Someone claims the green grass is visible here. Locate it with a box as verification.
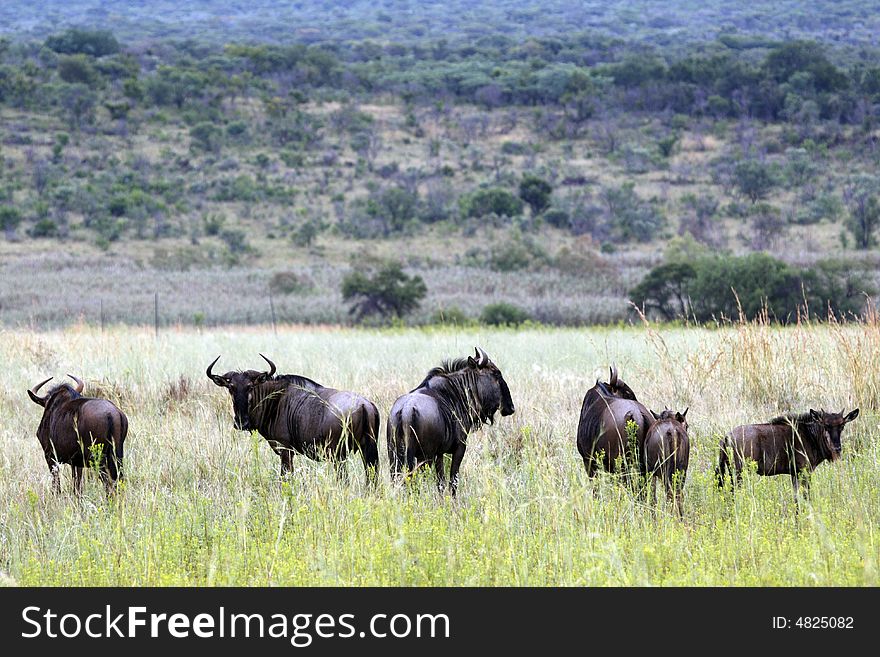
[0,322,878,585]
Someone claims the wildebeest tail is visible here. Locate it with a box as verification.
[358,403,380,473]
[387,407,406,478]
[403,406,420,473]
[105,411,125,482]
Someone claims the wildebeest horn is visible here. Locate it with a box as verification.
[609,364,618,387]
[28,377,53,405]
[259,353,277,377]
[67,373,84,393]
[474,346,489,366]
[206,355,227,386]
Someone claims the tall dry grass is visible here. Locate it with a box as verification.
[0,321,877,585]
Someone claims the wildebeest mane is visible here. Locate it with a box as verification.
[47,383,83,400]
[270,373,321,390]
[769,412,824,449]
[411,358,486,439]
[411,358,471,392]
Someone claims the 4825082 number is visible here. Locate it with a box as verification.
[796,617,853,629]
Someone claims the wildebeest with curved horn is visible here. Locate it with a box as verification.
[576,365,652,478]
[387,347,515,495]
[27,374,128,495]
[643,408,690,517]
[717,408,859,502]
[207,354,380,485]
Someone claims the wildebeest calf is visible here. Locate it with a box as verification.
[27,374,128,495]
[643,409,689,517]
[718,408,859,503]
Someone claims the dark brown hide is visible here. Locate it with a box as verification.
[718,408,859,502]
[643,409,690,517]
[576,366,652,477]
[28,376,128,495]
[386,347,515,495]
[208,355,380,484]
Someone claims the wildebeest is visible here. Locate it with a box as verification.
[718,408,859,502]
[27,374,128,495]
[643,408,690,517]
[387,347,515,495]
[576,365,652,478]
[207,354,380,484]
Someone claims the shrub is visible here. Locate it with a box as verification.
[30,218,60,238]
[430,306,471,326]
[269,271,311,295]
[543,207,570,229]
[462,188,523,220]
[489,237,548,272]
[480,302,531,326]
[501,141,528,155]
[220,229,251,255]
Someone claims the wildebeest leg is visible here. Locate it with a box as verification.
[434,454,447,493]
[448,443,467,497]
[47,459,61,494]
[100,453,119,496]
[333,459,348,483]
[790,471,802,511]
[72,466,84,496]
[280,449,293,477]
[357,437,380,489]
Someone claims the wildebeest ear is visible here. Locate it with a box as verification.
[467,356,478,368]
[651,409,660,420]
[844,408,860,423]
[681,407,688,419]
[27,389,47,406]
[809,408,821,422]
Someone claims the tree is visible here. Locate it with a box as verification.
[190,122,223,153]
[58,83,96,132]
[843,176,880,249]
[341,262,427,322]
[0,206,22,240]
[629,262,697,320]
[734,160,777,204]
[57,55,98,86]
[519,174,553,216]
[369,186,419,235]
[601,182,664,242]
[45,29,120,57]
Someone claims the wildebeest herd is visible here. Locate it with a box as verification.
[26,349,859,514]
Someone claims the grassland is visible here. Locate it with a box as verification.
[1,320,877,586]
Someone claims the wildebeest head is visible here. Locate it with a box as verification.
[468,346,515,423]
[651,407,688,431]
[207,354,276,431]
[27,374,84,407]
[809,407,859,460]
[595,365,638,401]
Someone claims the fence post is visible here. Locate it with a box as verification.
[269,290,278,335]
